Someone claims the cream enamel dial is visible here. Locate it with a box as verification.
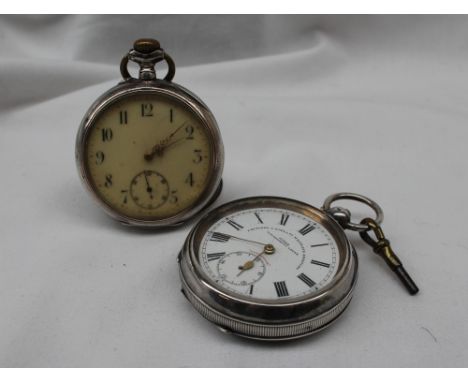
[83,93,214,221]
[199,208,339,300]
[77,39,223,227]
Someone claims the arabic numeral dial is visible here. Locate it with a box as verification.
[84,93,213,221]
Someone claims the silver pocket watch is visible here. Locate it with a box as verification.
[178,193,418,341]
[76,39,224,227]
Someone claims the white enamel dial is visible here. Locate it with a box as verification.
[199,208,339,300]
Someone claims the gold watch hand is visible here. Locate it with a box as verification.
[144,122,187,161]
[237,248,265,276]
[163,137,185,150]
[237,244,275,276]
[237,261,254,274]
[144,137,185,160]
[167,122,187,140]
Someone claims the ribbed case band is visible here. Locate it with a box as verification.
[181,275,354,340]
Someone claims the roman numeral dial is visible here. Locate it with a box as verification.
[200,207,339,300]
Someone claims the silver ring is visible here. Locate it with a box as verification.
[322,192,384,231]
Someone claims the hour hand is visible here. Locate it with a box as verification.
[144,122,187,161]
[144,137,185,160]
[238,261,254,271]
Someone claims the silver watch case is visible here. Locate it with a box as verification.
[178,196,358,341]
[76,79,224,228]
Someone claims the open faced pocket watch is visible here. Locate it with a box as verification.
[76,39,224,227]
[178,193,419,340]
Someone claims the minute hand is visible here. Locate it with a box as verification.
[224,233,268,247]
[144,122,187,160]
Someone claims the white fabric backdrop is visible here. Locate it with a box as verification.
[1,15,467,367]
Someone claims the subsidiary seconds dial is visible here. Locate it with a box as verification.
[130,170,169,209]
[217,251,267,286]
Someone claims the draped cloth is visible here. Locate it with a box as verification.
[0,15,466,367]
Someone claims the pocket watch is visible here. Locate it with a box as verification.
[178,193,419,340]
[76,38,224,227]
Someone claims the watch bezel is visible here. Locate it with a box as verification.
[75,79,224,227]
[179,196,357,327]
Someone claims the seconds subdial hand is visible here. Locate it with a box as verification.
[144,171,154,198]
